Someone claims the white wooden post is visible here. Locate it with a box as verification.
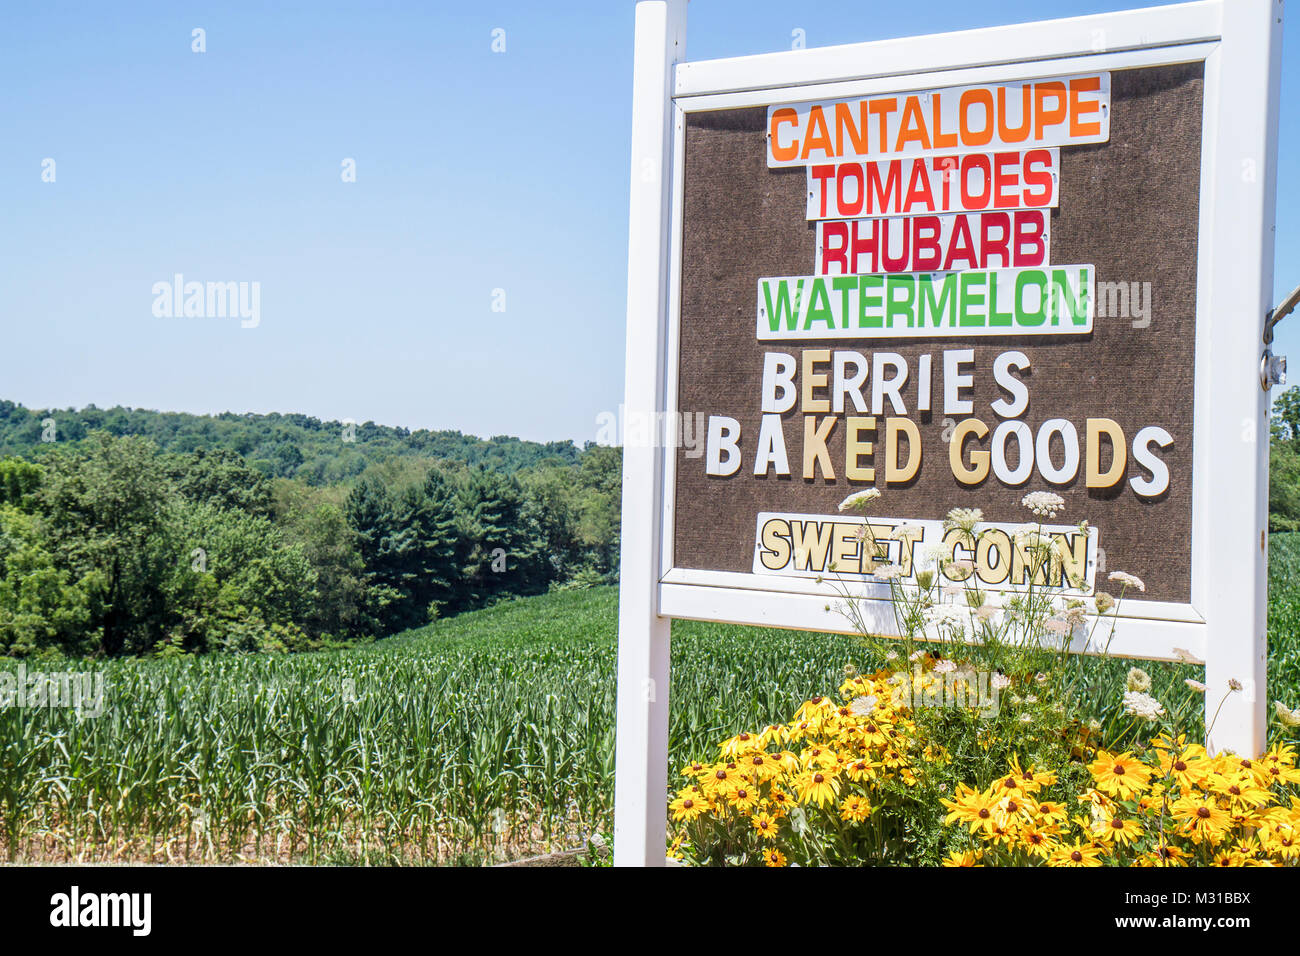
[613,0,686,868]
[1202,0,1282,756]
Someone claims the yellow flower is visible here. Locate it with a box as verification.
[1170,794,1233,844]
[941,783,999,835]
[844,757,878,784]
[762,848,788,867]
[1049,841,1104,867]
[704,765,742,795]
[1005,756,1057,793]
[767,788,794,816]
[787,717,821,742]
[1097,815,1144,847]
[942,849,983,867]
[1018,826,1057,859]
[993,793,1033,829]
[759,723,791,748]
[1259,822,1300,860]
[1139,843,1189,867]
[839,795,872,823]
[750,812,780,841]
[1088,751,1151,800]
[670,789,707,822]
[794,769,840,808]
[800,746,840,771]
[1208,772,1271,812]
[720,731,762,759]
[1154,747,1209,791]
[724,783,760,815]
[1033,799,1069,827]
[742,751,782,783]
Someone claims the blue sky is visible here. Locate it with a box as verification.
[1,0,1296,443]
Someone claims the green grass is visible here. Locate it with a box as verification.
[2,539,1300,865]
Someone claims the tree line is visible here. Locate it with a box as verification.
[0,429,620,659]
[0,400,582,484]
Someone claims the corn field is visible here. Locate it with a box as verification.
[0,587,852,865]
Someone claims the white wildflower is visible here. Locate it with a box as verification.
[942,508,983,532]
[908,648,927,662]
[1122,690,1166,722]
[1021,491,1065,518]
[1185,679,1207,694]
[933,659,957,674]
[873,563,905,581]
[991,673,1012,691]
[1107,570,1146,593]
[1125,667,1152,693]
[924,605,967,633]
[1228,678,1244,692]
[838,488,881,512]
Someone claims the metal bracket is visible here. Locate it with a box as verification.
[1261,282,1300,390]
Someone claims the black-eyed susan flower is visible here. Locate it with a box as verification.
[762,848,787,867]
[720,731,761,760]
[794,769,840,808]
[1098,815,1144,847]
[800,746,840,771]
[725,784,760,815]
[1018,826,1057,859]
[670,790,707,823]
[1049,841,1103,867]
[1088,750,1151,800]
[839,795,872,823]
[1170,794,1233,844]
[941,783,999,835]
[750,812,779,841]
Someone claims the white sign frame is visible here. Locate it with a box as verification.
[614,0,1282,867]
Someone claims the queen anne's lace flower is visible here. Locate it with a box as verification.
[1126,667,1152,693]
[1107,570,1146,593]
[942,508,983,533]
[838,488,881,512]
[1122,690,1165,721]
[1021,491,1065,518]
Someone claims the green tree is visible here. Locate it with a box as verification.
[164,501,317,653]
[455,468,547,609]
[167,447,274,518]
[345,477,416,628]
[0,457,43,510]
[401,468,462,624]
[0,504,96,657]
[38,433,175,656]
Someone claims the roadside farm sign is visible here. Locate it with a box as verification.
[614,0,1284,866]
